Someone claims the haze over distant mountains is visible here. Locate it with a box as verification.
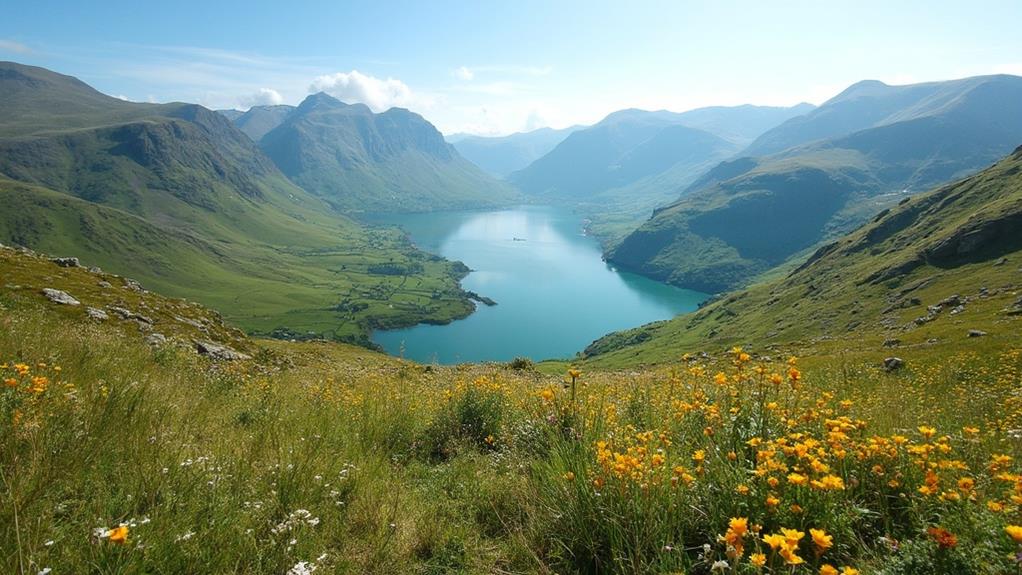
[608,74,1022,292]
[446,126,586,178]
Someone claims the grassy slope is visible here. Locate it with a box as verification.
[0,178,474,344]
[4,244,1022,574]
[0,62,477,343]
[586,146,1022,369]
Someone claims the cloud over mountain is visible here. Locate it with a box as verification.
[309,70,415,112]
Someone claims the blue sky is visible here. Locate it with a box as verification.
[3,0,1021,135]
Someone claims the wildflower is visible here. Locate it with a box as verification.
[3,377,15,388]
[563,471,575,481]
[538,388,555,402]
[817,475,845,490]
[841,568,860,575]
[1006,525,1022,543]
[711,560,729,571]
[728,517,749,538]
[107,525,128,544]
[692,450,705,464]
[820,566,839,575]
[762,533,785,549]
[749,553,766,567]
[926,526,957,549]
[735,484,750,495]
[810,528,833,553]
[567,369,581,380]
[787,472,808,486]
[765,494,780,508]
[788,367,801,382]
[484,434,495,445]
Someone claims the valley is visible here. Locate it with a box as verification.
[3,8,1022,572]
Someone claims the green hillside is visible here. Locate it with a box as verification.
[609,75,1022,292]
[0,62,476,344]
[259,93,519,213]
[587,145,1022,368]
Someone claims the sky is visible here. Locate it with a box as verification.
[3,0,1021,136]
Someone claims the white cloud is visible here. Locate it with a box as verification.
[238,87,284,108]
[0,39,30,54]
[453,66,473,81]
[309,70,415,112]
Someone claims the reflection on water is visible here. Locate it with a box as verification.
[371,205,707,363]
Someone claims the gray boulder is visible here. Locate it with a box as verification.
[967,329,988,338]
[51,257,80,268]
[883,357,904,372]
[145,333,167,346]
[42,288,80,306]
[195,340,251,361]
[86,307,109,321]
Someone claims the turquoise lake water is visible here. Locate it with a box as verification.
[371,205,707,364]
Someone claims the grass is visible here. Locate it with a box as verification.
[3,245,1022,574]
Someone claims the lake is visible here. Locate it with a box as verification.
[371,205,707,363]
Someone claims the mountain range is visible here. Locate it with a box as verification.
[505,103,814,243]
[256,93,518,213]
[217,95,519,213]
[607,75,1022,292]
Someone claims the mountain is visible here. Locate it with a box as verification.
[448,125,585,177]
[258,92,519,213]
[744,76,1022,157]
[0,62,477,344]
[665,102,816,146]
[508,103,813,200]
[229,104,295,141]
[609,75,1022,292]
[216,109,244,121]
[587,144,1022,367]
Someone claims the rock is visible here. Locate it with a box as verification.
[174,315,206,330]
[938,295,962,308]
[145,333,167,346]
[86,307,108,321]
[42,288,80,306]
[995,257,1008,266]
[108,306,153,325]
[51,257,80,268]
[195,340,251,361]
[883,357,904,372]
[97,281,112,288]
[88,266,103,274]
[967,329,988,338]
[949,305,966,315]
[883,338,901,348]
[123,279,145,293]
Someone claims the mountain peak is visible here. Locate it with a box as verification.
[296,91,346,112]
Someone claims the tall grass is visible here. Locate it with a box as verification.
[3,298,1022,573]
